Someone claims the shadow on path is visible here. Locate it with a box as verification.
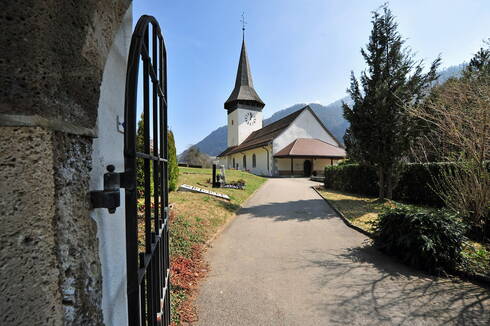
[240,198,337,222]
[304,244,490,326]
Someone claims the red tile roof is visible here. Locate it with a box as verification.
[274,138,346,158]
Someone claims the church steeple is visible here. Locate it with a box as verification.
[224,38,265,111]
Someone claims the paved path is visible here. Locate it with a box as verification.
[196,178,490,326]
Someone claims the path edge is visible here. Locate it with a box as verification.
[311,186,373,238]
[204,179,269,247]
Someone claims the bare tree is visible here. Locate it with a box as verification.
[409,66,490,235]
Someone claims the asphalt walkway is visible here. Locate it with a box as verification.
[196,178,490,325]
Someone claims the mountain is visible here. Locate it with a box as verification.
[436,63,466,84]
[182,64,464,157]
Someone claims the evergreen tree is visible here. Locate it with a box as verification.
[465,39,490,77]
[343,4,440,199]
[168,130,179,191]
[136,113,179,194]
[136,113,146,196]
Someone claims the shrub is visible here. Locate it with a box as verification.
[324,164,378,196]
[323,162,467,206]
[394,163,446,206]
[373,206,467,274]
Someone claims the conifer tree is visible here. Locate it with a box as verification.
[466,39,490,76]
[343,4,440,199]
[168,130,179,191]
[136,113,179,194]
[136,113,146,196]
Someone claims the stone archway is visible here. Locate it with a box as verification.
[0,1,132,325]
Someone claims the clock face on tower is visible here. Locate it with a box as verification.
[244,112,256,126]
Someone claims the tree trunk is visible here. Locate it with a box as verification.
[378,166,385,200]
[386,165,393,199]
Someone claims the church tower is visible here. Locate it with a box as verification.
[225,36,265,147]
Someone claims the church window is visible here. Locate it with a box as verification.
[233,158,235,169]
[243,155,247,169]
[231,120,234,125]
[252,154,256,168]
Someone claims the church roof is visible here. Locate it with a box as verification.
[217,105,344,157]
[274,138,346,158]
[224,39,265,110]
[217,106,306,157]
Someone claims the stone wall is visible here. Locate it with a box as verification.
[0,127,63,325]
[0,0,131,133]
[0,1,132,325]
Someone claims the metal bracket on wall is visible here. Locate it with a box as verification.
[90,165,126,214]
[117,115,125,134]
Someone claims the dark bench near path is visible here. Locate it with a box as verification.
[196,178,490,326]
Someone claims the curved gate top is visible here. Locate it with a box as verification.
[124,15,170,326]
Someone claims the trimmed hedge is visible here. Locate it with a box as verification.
[373,206,467,274]
[324,163,457,206]
[323,164,378,196]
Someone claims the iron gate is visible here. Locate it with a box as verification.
[124,15,170,326]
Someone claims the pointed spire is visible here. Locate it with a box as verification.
[224,36,265,111]
[235,39,253,88]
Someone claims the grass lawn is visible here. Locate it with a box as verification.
[315,186,394,233]
[315,186,490,277]
[169,167,266,324]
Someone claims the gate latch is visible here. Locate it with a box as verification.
[90,165,123,214]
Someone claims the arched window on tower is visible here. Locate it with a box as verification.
[252,154,256,168]
[243,155,247,169]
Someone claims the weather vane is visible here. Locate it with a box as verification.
[241,12,247,39]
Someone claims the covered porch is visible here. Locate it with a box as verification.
[273,138,346,177]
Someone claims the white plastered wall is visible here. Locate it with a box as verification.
[89,5,132,326]
[227,109,239,147]
[227,108,263,147]
[272,109,338,155]
[221,145,272,176]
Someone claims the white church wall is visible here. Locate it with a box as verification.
[237,109,263,145]
[273,109,338,155]
[89,5,131,326]
[222,145,272,176]
[227,110,239,147]
[227,108,263,147]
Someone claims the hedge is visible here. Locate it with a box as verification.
[323,164,378,196]
[323,163,462,206]
[373,205,466,274]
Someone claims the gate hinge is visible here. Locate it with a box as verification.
[90,165,125,214]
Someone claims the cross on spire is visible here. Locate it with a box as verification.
[241,12,247,40]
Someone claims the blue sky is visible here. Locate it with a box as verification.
[133,0,490,153]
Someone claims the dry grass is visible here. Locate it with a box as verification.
[315,186,395,233]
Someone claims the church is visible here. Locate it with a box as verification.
[218,37,346,177]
